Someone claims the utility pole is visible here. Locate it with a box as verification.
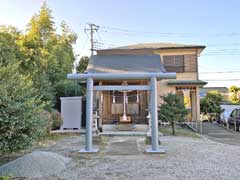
[85,23,99,56]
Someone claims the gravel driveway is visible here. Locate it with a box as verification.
[30,135,240,180]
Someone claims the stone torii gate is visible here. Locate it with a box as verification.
[67,72,176,153]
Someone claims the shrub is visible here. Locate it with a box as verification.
[44,110,63,132]
[40,110,53,133]
[200,90,224,119]
[158,93,188,135]
[229,86,240,103]
[0,176,10,180]
[0,65,48,154]
[51,110,63,130]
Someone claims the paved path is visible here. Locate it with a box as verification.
[202,122,240,146]
[105,136,145,155]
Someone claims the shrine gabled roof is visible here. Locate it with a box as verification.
[86,54,165,73]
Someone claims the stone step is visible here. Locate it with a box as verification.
[114,124,136,131]
[102,124,148,131]
[100,131,147,136]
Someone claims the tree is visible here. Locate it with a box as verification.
[0,26,23,67]
[77,56,89,73]
[229,86,240,103]
[200,90,224,119]
[158,93,188,135]
[0,2,79,154]
[0,65,48,154]
[17,2,77,108]
[26,1,55,45]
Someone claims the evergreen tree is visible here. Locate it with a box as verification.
[159,93,188,135]
[77,56,89,73]
[200,91,224,118]
[0,65,48,154]
[0,26,22,66]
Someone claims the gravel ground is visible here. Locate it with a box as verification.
[44,136,240,180]
[57,136,240,180]
[2,135,240,180]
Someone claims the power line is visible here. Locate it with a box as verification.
[93,24,240,57]
[200,71,240,74]
[202,53,240,56]
[100,25,240,38]
[201,79,240,81]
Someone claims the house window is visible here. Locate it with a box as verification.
[163,55,197,73]
[163,55,184,73]
[184,54,197,72]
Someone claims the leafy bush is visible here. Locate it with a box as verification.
[51,110,63,130]
[158,93,188,135]
[200,91,224,119]
[0,65,48,154]
[40,110,53,134]
[43,110,62,132]
[0,176,10,180]
[229,86,240,103]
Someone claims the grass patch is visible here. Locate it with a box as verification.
[68,136,108,161]
[0,133,77,166]
[35,133,78,148]
[0,176,10,180]
[159,124,200,138]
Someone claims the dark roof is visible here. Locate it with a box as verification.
[167,80,207,86]
[86,55,165,73]
[97,43,206,51]
[200,87,229,93]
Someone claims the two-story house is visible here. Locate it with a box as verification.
[83,43,207,132]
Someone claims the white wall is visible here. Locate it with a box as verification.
[60,96,82,130]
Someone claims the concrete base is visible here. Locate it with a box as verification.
[79,148,99,153]
[51,129,84,134]
[93,135,102,144]
[145,135,161,145]
[102,124,148,131]
[100,131,147,136]
[144,148,166,154]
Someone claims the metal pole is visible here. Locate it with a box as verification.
[145,77,165,153]
[150,77,159,150]
[122,91,127,121]
[234,119,237,132]
[80,77,98,153]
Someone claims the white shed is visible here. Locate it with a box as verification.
[60,96,82,130]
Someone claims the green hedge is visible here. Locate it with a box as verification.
[0,65,48,154]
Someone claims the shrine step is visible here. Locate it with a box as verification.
[100,131,147,136]
[102,124,148,131]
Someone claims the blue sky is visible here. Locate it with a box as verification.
[1,0,240,87]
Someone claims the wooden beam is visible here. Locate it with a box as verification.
[93,85,150,91]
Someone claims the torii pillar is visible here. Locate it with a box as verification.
[79,77,99,153]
